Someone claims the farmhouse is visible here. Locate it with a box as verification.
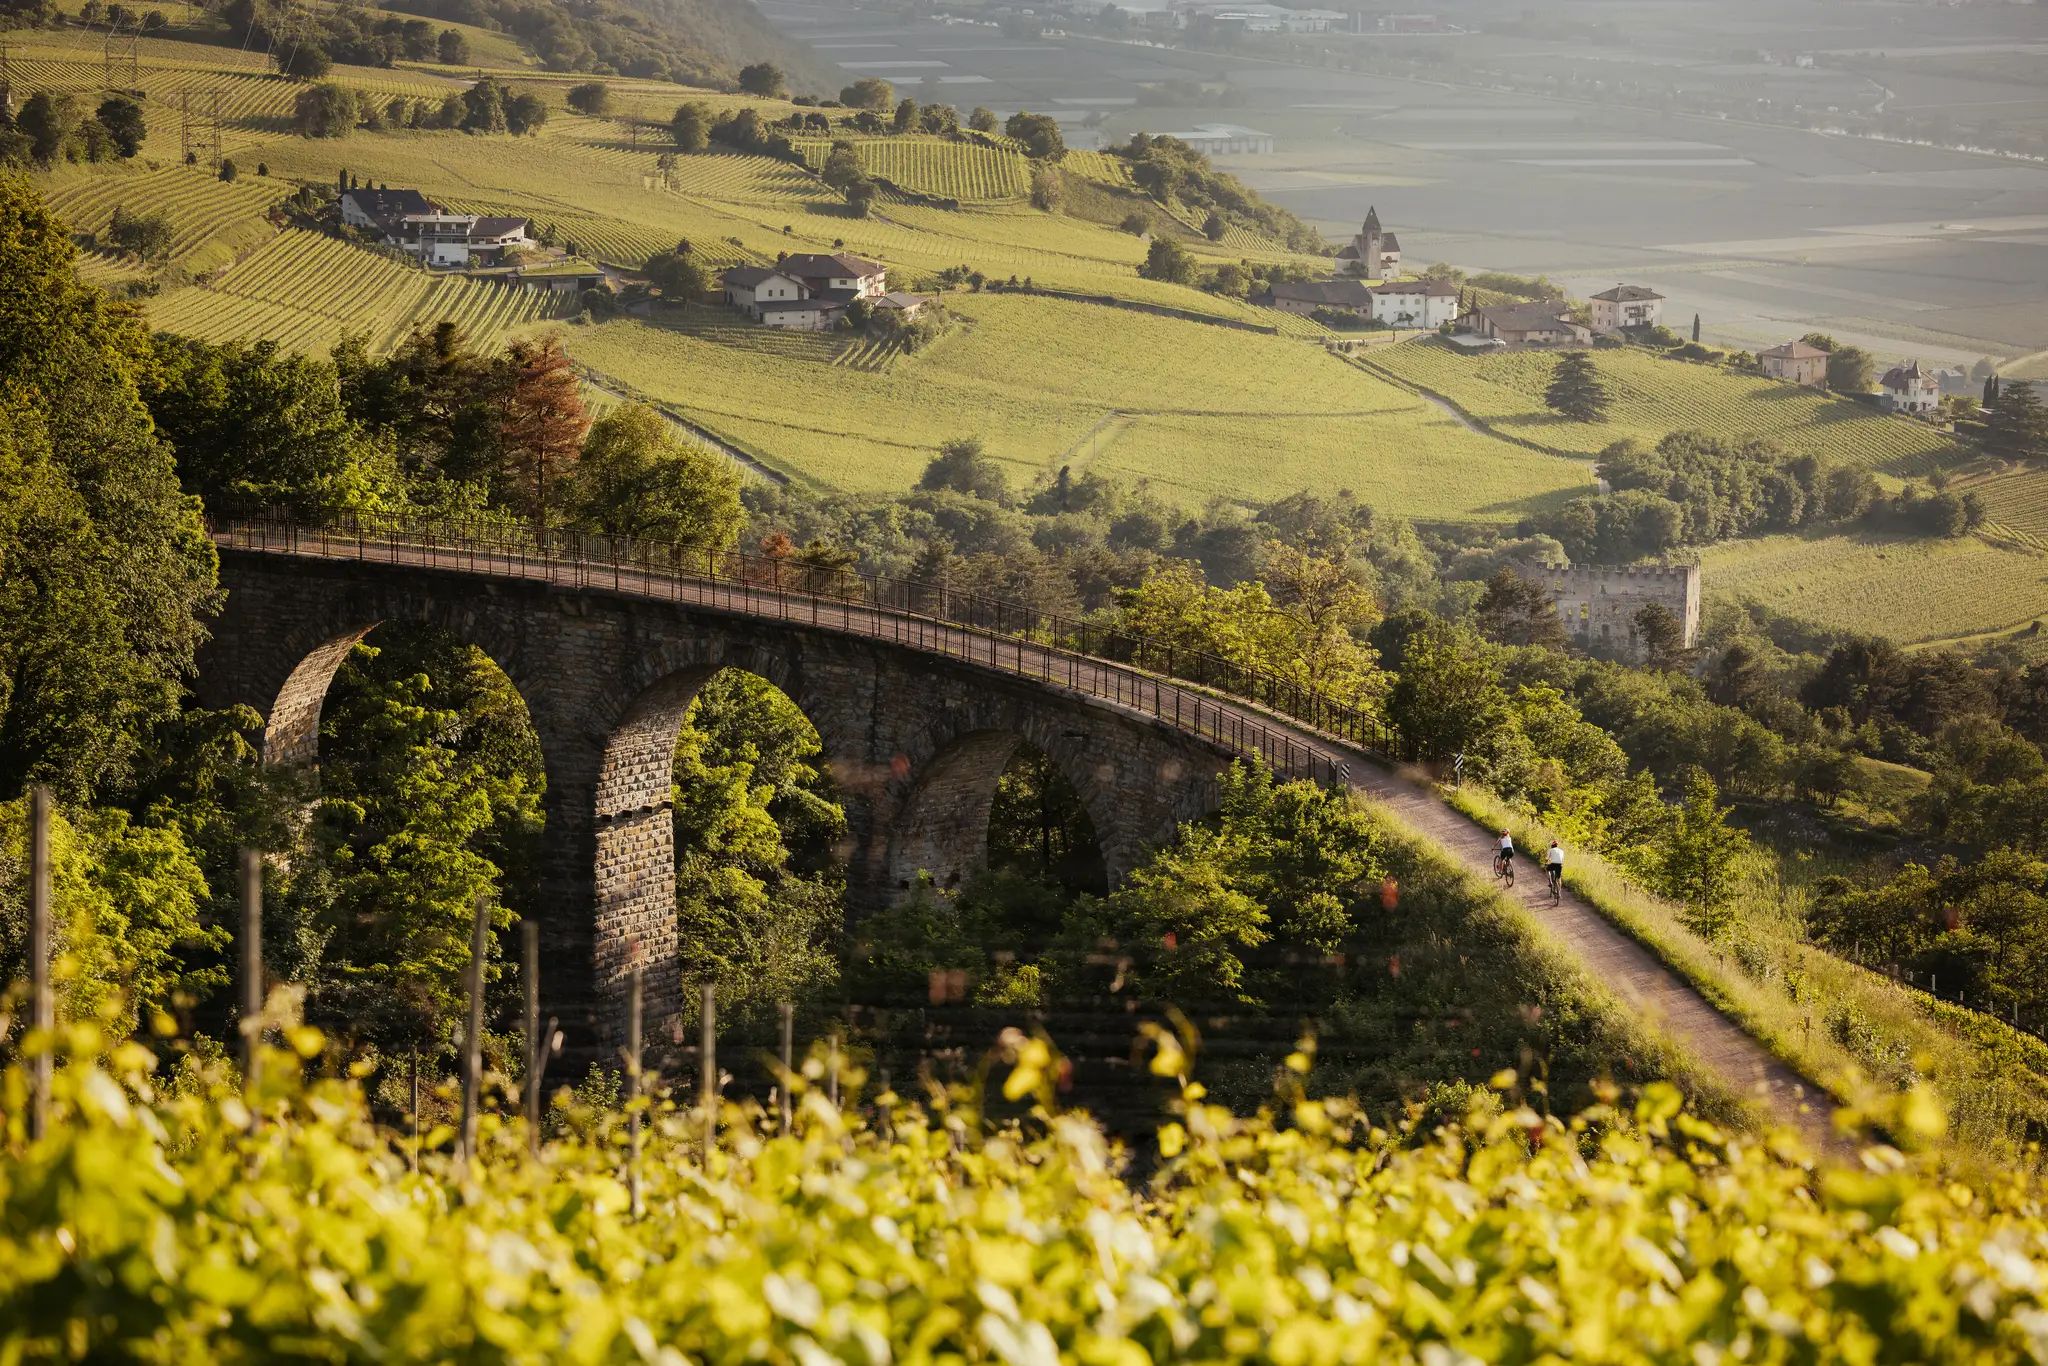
[776,252,888,302]
[1588,284,1665,335]
[1540,562,1701,661]
[1757,340,1829,387]
[1466,301,1589,347]
[1261,278,1375,318]
[1163,123,1276,155]
[1335,206,1400,279]
[723,266,808,317]
[1880,360,1941,414]
[1368,279,1460,329]
[338,187,434,233]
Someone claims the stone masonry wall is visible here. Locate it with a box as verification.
[198,552,1228,1056]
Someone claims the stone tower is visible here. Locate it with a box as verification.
[1359,206,1382,270]
[1537,562,1701,661]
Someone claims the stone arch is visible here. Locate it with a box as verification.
[591,639,815,1043]
[884,719,1121,897]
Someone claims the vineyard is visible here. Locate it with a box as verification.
[563,293,1593,515]
[41,161,283,272]
[1966,466,2048,551]
[4,1028,2046,1361]
[1702,527,2048,645]
[1364,340,1963,471]
[791,134,1032,202]
[147,229,568,355]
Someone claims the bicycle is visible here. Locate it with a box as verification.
[1546,862,1562,904]
[1493,850,1515,888]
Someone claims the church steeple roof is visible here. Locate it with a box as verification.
[1363,205,1381,232]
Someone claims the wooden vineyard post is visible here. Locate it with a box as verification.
[778,1002,794,1136]
[458,892,487,1165]
[699,983,717,1156]
[27,787,53,1143]
[626,967,643,1219]
[239,847,263,1100]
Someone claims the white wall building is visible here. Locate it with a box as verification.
[1880,361,1941,414]
[1368,279,1460,329]
[1588,284,1665,335]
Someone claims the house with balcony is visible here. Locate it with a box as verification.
[1589,284,1665,335]
[775,252,888,303]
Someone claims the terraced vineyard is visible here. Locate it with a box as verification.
[1365,339,1963,471]
[1966,466,2048,550]
[1702,528,2048,646]
[148,229,567,355]
[791,135,1030,202]
[41,162,283,271]
[563,293,1594,514]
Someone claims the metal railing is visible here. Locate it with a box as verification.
[208,510,1401,788]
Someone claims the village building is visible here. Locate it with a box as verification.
[1169,2,1345,32]
[338,188,534,267]
[723,267,808,317]
[1588,284,1665,335]
[1162,123,1276,155]
[1260,277,1375,318]
[776,252,888,303]
[1465,300,1590,347]
[755,297,844,332]
[872,291,937,320]
[1757,340,1829,387]
[1367,278,1460,329]
[513,258,606,296]
[1539,562,1701,660]
[1880,360,1941,414]
[338,187,435,233]
[1335,206,1400,278]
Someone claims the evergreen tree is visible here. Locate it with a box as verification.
[498,335,587,534]
[1474,567,1565,648]
[1691,313,1701,343]
[1545,351,1610,422]
[1987,380,2048,464]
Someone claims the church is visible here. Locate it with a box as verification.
[1335,206,1401,278]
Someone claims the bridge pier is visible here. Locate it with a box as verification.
[200,549,1231,1065]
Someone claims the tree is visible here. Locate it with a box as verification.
[497,335,588,533]
[1003,110,1065,160]
[95,96,146,157]
[644,250,709,301]
[918,436,1010,504]
[1651,770,1751,936]
[1385,621,1509,763]
[17,92,81,166]
[892,97,918,133]
[1473,567,1565,648]
[459,78,508,134]
[276,42,333,81]
[1545,351,1610,422]
[437,28,468,63]
[106,203,174,262]
[1029,166,1063,212]
[845,180,876,218]
[218,157,238,182]
[571,405,742,552]
[293,83,359,138]
[968,106,997,132]
[737,62,785,97]
[1692,313,1701,343]
[1139,236,1193,284]
[840,77,894,111]
[0,176,220,801]
[505,92,548,135]
[820,141,864,191]
[1634,602,1695,672]
[1826,345,1875,394]
[566,81,610,116]
[671,100,711,152]
[1202,211,1226,241]
[1986,380,2048,464]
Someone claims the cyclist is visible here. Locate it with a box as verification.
[1494,830,1515,885]
[1544,839,1565,901]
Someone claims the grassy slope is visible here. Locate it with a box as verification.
[1365,338,1961,472]
[1701,527,2048,648]
[1449,783,2048,1165]
[565,294,1598,514]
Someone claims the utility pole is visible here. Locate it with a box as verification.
[209,89,224,169]
[180,90,193,165]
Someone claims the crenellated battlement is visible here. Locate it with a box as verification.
[1536,561,1702,659]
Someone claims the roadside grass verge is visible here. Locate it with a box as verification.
[1445,782,2048,1166]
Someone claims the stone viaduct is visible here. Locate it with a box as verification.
[196,546,1235,1048]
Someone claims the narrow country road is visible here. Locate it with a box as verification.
[215,522,1840,1147]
